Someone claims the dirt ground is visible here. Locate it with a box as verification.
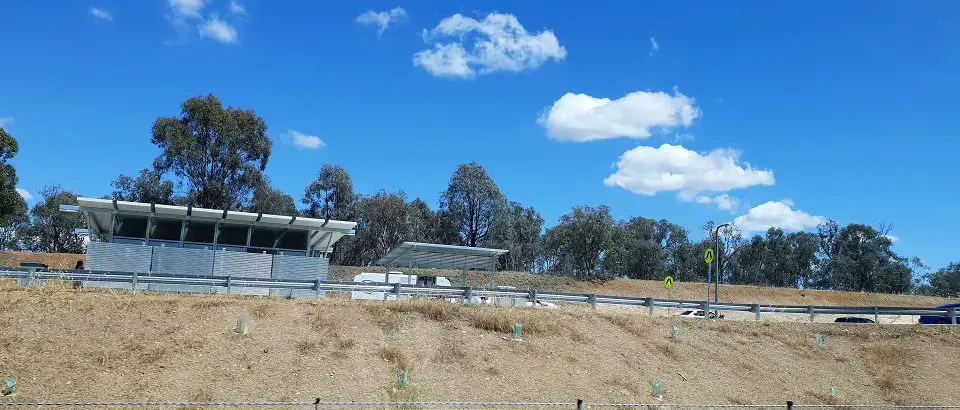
[0,282,958,408]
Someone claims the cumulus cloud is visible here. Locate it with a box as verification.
[287,130,325,150]
[733,200,825,233]
[695,194,739,211]
[539,89,700,142]
[198,16,238,43]
[604,144,775,200]
[649,37,658,55]
[414,13,566,78]
[15,188,32,201]
[169,0,204,19]
[90,8,113,21]
[0,117,12,128]
[229,0,245,15]
[884,234,899,243]
[356,7,406,35]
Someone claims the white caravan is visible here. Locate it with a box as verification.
[351,272,453,301]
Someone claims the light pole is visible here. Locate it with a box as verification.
[713,223,730,313]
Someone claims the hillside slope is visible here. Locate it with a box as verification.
[0,283,958,406]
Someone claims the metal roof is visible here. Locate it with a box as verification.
[72,197,358,253]
[375,242,508,270]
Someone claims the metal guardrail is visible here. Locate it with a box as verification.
[1,268,957,323]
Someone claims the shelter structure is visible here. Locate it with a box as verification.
[64,197,357,297]
[375,242,508,289]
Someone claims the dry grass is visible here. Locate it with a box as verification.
[603,314,644,337]
[380,346,411,371]
[384,299,459,321]
[250,302,272,318]
[0,283,957,405]
[295,340,321,354]
[653,342,678,360]
[432,338,470,366]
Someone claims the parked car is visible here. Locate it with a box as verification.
[678,309,724,319]
[919,303,960,325]
[834,316,875,324]
[18,261,48,269]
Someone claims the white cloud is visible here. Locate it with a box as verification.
[229,0,246,15]
[0,117,12,128]
[90,8,113,21]
[604,144,775,199]
[884,234,899,243]
[198,16,238,43]
[356,7,406,35]
[649,37,658,55]
[695,194,739,211]
[15,188,32,201]
[287,130,325,150]
[414,13,566,78]
[169,0,204,19]
[539,89,700,142]
[733,200,825,233]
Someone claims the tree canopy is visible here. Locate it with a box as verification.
[441,162,505,247]
[151,94,272,210]
[0,127,27,226]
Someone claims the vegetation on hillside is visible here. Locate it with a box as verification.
[3,94,958,298]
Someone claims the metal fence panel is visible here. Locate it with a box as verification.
[213,251,273,296]
[270,255,329,299]
[149,246,216,293]
[85,242,152,290]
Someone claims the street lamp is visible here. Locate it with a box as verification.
[713,223,730,311]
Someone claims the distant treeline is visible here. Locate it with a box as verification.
[1,94,957,297]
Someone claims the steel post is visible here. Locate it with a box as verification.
[808,305,815,323]
[753,303,760,321]
[951,307,957,325]
[645,297,654,315]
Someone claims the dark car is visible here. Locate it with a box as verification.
[919,303,960,325]
[835,316,875,324]
[18,261,48,269]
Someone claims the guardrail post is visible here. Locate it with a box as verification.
[315,278,322,298]
[701,301,710,320]
[392,283,401,300]
[576,399,584,410]
[951,307,957,325]
[132,271,138,292]
[645,297,654,315]
[528,289,537,306]
[808,306,815,323]
[225,275,232,294]
[752,304,760,321]
[786,401,794,410]
[463,286,472,304]
[874,306,880,325]
[588,294,597,308]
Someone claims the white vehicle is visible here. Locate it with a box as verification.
[351,272,452,301]
[678,309,724,319]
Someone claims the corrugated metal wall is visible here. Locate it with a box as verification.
[213,251,273,296]
[84,242,328,298]
[149,247,217,293]
[85,242,152,290]
[270,254,329,299]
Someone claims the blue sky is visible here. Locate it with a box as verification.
[2,1,958,269]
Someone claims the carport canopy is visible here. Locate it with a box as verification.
[376,242,508,270]
[375,242,508,288]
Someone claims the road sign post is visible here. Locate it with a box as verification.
[704,248,714,320]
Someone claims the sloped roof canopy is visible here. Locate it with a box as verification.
[375,242,508,270]
[74,197,357,253]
